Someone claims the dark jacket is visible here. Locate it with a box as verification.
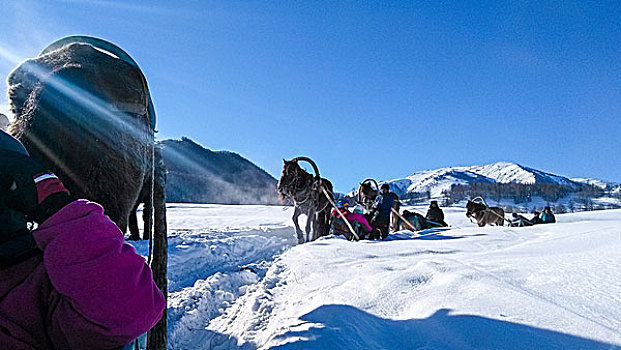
[373,193,394,222]
[541,212,556,223]
[425,206,444,223]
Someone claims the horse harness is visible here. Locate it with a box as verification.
[280,169,323,208]
[468,204,508,224]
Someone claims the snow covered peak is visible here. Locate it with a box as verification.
[469,162,537,184]
[382,161,579,198]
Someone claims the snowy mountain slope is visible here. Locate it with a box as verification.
[160,138,279,205]
[571,177,617,190]
[382,161,582,198]
[130,205,620,349]
[471,162,576,186]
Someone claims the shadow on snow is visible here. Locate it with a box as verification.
[327,228,485,242]
[385,228,480,241]
[270,305,617,350]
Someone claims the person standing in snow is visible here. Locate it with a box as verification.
[425,200,447,227]
[371,184,394,240]
[0,130,165,349]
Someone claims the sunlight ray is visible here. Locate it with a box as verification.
[24,131,86,192]
[16,57,153,145]
[0,44,26,66]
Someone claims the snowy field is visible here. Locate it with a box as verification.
[131,204,621,349]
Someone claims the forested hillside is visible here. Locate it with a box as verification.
[160,138,279,204]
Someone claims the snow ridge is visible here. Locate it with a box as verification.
[383,161,583,198]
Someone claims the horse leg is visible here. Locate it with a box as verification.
[305,209,313,242]
[320,209,330,238]
[310,212,318,241]
[292,208,305,244]
[313,209,328,241]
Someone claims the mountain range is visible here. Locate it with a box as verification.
[381,161,594,198]
[157,138,618,210]
[160,137,279,204]
[376,161,620,210]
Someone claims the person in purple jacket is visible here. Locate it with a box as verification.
[0,130,165,349]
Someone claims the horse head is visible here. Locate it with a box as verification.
[466,200,485,217]
[277,157,320,200]
[358,178,379,209]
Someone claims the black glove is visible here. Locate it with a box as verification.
[0,150,73,224]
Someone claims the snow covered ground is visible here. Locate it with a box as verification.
[131,204,621,349]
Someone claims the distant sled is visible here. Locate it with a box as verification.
[398,210,449,231]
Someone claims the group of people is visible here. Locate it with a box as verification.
[331,184,449,240]
[331,184,394,240]
[333,183,560,238]
[510,206,557,227]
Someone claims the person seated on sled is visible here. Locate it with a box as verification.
[541,206,556,224]
[370,184,394,240]
[510,213,533,227]
[332,201,373,238]
[401,210,428,231]
[331,200,351,218]
[530,211,543,225]
[425,200,448,227]
[0,130,165,349]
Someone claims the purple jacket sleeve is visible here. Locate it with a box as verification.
[346,212,373,231]
[33,200,165,349]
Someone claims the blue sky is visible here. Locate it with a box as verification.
[0,0,619,192]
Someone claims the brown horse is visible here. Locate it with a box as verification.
[8,36,169,348]
[358,178,379,211]
[8,38,157,236]
[277,157,334,243]
[466,198,505,227]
